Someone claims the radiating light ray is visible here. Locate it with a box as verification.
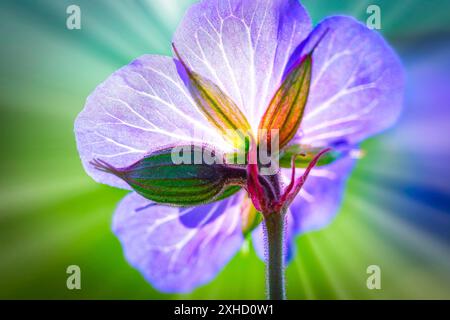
[0,192,113,275]
[4,1,131,66]
[139,0,184,40]
[356,159,450,192]
[0,178,95,214]
[378,1,410,31]
[293,255,316,299]
[362,179,450,223]
[145,0,189,29]
[1,0,450,299]
[107,0,170,53]
[353,188,450,269]
[345,192,450,298]
[320,228,370,297]
[303,235,349,299]
[331,220,383,299]
[348,0,372,19]
[351,179,450,267]
[338,208,416,298]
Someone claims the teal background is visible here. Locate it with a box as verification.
[1,0,450,299]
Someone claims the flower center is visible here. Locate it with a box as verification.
[246,141,331,216]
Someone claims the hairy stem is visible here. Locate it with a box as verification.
[265,210,286,300]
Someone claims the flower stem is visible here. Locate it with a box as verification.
[265,211,286,300]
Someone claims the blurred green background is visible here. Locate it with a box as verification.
[1,0,450,299]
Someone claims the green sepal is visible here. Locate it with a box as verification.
[279,144,342,168]
[91,145,246,207]
[173,45,252,150]
[258,54,312,151]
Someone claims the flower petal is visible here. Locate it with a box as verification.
[113,192,244,293]
[173,0,311,130]
[286,156,355,234]
[75,55,230,189]
[294,16,404,147]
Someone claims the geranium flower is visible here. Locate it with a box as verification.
[74,0,403,298]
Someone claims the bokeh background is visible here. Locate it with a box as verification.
[1,0,450,299]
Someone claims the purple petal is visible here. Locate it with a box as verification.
[286,156,355,234]
[173,0,311,129]
[75,55,230,189]
[251,210,296,263]
[113,192,244,293]
[295,16,404,147]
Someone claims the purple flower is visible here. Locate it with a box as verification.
[75,0,403,294]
